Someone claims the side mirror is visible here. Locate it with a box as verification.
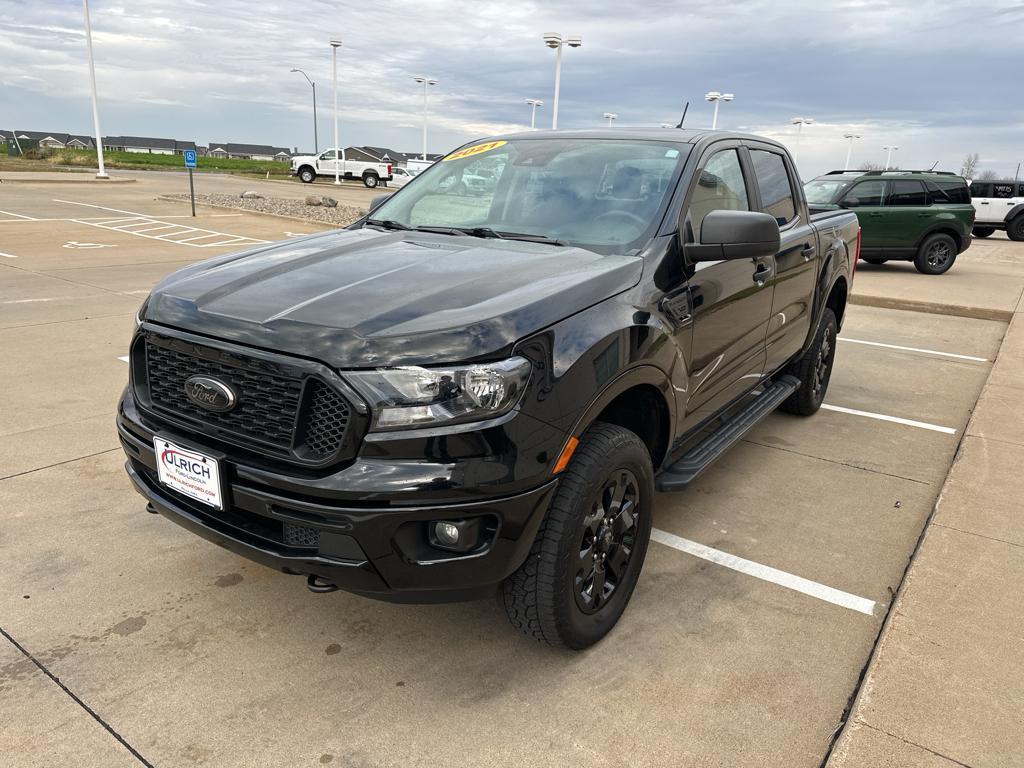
[368,193,391,213]
[840,197,860,208]
[684,209,781,262]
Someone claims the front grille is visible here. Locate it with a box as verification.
[283,522,321,549]
[140,335,353,463]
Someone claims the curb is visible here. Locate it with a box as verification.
[0,176,136,184]
[156,194,354,227]
[849,293,1013,323]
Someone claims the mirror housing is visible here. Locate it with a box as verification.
[840,197,859,208]
[684,209,781,262]
[369,193,391,213]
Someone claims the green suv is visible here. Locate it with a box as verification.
[805,170,974,275]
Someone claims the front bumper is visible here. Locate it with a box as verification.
[118,403,558,603]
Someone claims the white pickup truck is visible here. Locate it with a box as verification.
[290,149,393,188]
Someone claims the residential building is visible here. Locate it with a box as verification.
[10,130,95,149]
[102,137,196,155]
[207,142,292,161]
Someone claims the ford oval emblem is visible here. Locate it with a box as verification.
[184,375,237,413]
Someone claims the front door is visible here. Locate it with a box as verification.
[877,179,930,253]
[681,145,775,424]
[317,150,339,176]
[970,182,997,223]
[838,179,887,253]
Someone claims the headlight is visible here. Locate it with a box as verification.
[345,357,531,431]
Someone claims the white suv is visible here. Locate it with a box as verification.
[970,180,1024,241]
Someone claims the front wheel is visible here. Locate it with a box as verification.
[780,308,837,417]
[298,167,316,184]
[502,422,653,650]
[972,227,996,238]
[363,173,379,188]
[1008,216,1024,242]
[914,233,958,275]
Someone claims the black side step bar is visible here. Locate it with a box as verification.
[656,375,800,492]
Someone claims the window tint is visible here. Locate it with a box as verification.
[750,150,796,224]
[993,183,1015,199]
[935,180,971,204]
[1018,184,1024,197]
[887,180,927,206]
[686,149,750,241]
[842,180,886,207]
[970,182,992,197]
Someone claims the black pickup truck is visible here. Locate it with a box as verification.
[119,129,859,648]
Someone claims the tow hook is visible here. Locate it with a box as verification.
[306,574,339,593]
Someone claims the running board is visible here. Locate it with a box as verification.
[656,375,800,492]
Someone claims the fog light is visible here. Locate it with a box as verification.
[434,521,460,547]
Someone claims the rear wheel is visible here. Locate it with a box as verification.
[298,167,316,184]
[862,257,887,265]
[1008,216,1024,242]
[501,422,653,649]
[914,233,958,275]
[972,227,996,238]
[363,172,379,188]
[780,308,837,417]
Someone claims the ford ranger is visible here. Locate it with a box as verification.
[119,129,859,649]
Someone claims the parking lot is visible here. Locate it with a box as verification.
[1,173,1021,767]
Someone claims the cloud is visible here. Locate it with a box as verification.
[1,0,1021,174]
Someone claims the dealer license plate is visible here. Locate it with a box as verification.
[153,437,223,510]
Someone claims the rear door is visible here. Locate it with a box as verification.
[746,146,819,370]
[992,182,1017,222]
[838,179,887,252]
[880,179,930,253]
[970,182,997,222]
[682,144,775,421]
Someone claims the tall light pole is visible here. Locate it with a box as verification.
[330,39,342,185]
[705,91,734,130]
[603,112,618,126]
[291,68,318,154]
[82,0,107,178]
[791,116,814,152]
[883,145,899,170]
[543,33,582,130]
[525,98,543,129]
[413,76,438,160]
[843,133,862,170]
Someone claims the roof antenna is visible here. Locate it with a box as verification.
[675,101,690,129]
[927,160,939,171]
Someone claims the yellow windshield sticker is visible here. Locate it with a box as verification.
[442,140,507,162]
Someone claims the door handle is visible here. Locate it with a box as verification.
[981,202,990,205]
[868,212,883,217]
[801,245,816,261]
[753,261,774,286]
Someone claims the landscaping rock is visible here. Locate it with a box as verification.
[305,195,322,206]
[240,190,263,199]
[164,193,364,227]
[321,196,338,208]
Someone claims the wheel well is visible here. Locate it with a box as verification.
[298,164,315,175]
[826,277,848,329]
[923,228,962,252]
[362,170,379,177]
[593,384,670,469]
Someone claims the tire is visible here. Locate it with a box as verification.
[862,257,887,265]
[298,167,316,184]
[780,308,837,417]
[1008,216,1024,242]
[501,422,654,650]
[913,233,958,275]
[363,173,379,188]
[972,227,996,238]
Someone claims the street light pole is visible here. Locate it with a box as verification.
[705,91,734,130]
[413,76,438,160]
[603,112,618,126]
[330,39,342,185]
[883,145,899,170]
[791,116,815,152]
[82,0,107,178]
[543,33,582,130]
[525,98,543,129]
[843,133,862,170]
[291,68,318,154]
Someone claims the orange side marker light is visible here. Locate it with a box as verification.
[552,436,579,475]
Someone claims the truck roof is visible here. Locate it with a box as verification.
[487,127,787,150]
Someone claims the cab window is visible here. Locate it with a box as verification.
[993,183,1015,199]
[319,150,337,161]
[970,182,992,197]
[749,150,796,225]
[684,149,750,242]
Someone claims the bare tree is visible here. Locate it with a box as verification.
[961,152,980,179]
[859,161,885,171]
[977,169,1000,180]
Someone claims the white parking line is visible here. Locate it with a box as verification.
[821,403,956,434]
[651,528,877,615]
[0,251,18,259]
[0,208,36,220]
[839,337,987,362]
[118,356,129,363]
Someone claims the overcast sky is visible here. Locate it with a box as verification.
[2,0,1022,177]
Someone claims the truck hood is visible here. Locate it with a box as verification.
[145,228,643,368]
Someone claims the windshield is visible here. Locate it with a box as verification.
[367,138,690,253]
[804,179,854,205]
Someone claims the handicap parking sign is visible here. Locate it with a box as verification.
[183,149,197,168]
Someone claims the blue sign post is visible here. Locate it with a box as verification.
[183,150,197,216]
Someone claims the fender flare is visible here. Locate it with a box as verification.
[914,222,968,251]
[1007,203,1024,221]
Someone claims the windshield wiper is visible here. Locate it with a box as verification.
[460,227,569,246]
[365,218,411,231]
[412,225,468,236]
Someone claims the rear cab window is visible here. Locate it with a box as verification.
[931,180,971,204]
[749,149,796,225]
